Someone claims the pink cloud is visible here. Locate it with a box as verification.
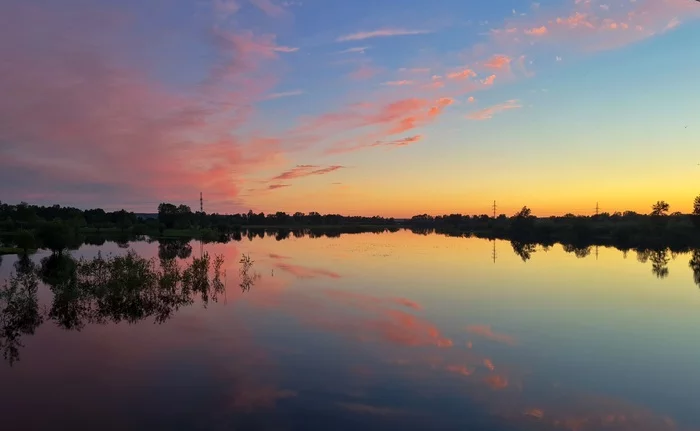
[525,25,548,35]
[304,96,452,155]
[0,1,297,210]
[447,68,477,80]
[349,64,381,80]
[271,165,345,181]
[445,365,475,376]
[555,12,595,29]
[466,99,521,120]
[337,28,432,42]
[468,96,476,103]
[481,75,496,86]
[490,0,700,53]
[370,135,423,148]
[484,374,509,390]
[484,54,512,70]
[268,184,291,190]
[326,135,423,155]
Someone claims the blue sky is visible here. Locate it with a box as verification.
[1,0,699,215]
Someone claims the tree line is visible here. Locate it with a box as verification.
[1,196,699,254]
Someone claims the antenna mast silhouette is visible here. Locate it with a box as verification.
[200,192,204,214]
[492,200,497,218]
[595,202,600,216]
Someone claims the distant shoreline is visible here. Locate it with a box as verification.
[2,202,700,255]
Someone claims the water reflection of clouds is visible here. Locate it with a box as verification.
[274,262,341,279]
[226,245,695,430]
[466,324,517,346]
[3,237,699,430]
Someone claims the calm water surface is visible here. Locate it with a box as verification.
[1,231,700,431]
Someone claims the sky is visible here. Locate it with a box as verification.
[1,0,699,217]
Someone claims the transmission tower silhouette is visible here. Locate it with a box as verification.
[199,192,204,257]
[595,202,600,216]
[492,200,497,218]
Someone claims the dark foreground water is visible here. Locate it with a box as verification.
[1,231,700,431]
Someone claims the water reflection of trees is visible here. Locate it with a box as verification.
[510,241,536,262]
[690,250,700,287]
[158,238,193,261]
[0,256,43,365]
[649,250,670,279]
[562,244,591,258]
[239,254,260,293]
[505,242,700,285]
[0,248,253,365]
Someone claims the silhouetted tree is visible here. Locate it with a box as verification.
[651,201,670,217]
[15,230,36,255]
[36,222,74,254]
[510,206,535,234]
[692,195,700,229]
[515,206,532,218]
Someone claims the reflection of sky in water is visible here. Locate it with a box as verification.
[1,231,700,430]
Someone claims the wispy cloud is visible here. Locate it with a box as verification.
[326,135,423,155]
[338,46,370,54]
[214,0,241,19]
[272,45,299,53]
[466,99,521,120]
[370,135,422,148]
[264,89,304,100]
[337,28,432,42]
[382,80,414,86]
[250,0,285,17]
[349,64,380,80]
[399,67,431,73]
[268,183,291,190]
[337,403,410,417]
[271,165,345,181]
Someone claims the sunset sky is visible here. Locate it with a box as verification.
[1,0,699,217]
